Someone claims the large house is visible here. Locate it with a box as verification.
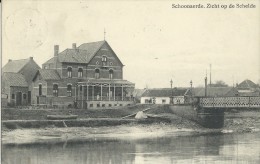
[2,57,40,106]
[32,40,135,109]
[140,88,191,105]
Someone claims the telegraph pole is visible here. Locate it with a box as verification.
[205,75,208,97]
[210,64,212,86]
[170,79,173,104]
[190,80,193,104]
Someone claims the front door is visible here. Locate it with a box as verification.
[16,92,22,106]
[37,96,39,105]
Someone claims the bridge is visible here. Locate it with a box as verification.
[198,96,260,108]
[192,96,260,129]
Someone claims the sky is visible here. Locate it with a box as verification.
[2,0,260,88]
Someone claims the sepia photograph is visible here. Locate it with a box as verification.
[1,0,260,163]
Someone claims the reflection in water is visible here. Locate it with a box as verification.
[2,133,260,164]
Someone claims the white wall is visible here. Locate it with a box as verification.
[141,97,170,104]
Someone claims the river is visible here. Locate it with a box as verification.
[1,127,260,164]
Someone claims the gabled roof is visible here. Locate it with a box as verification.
[78,41,105,62]
[141,88,189,97]
[35,69,61,80]
[225,87,240,96]
[2,72,28,87]
[237,79,257,89]
[43,41,106,64]
[193,87,233,97]
[2,58,30,73]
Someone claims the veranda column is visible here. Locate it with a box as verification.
[114,84,116,101]
[101,84,103,101]
[109,84,111,101]
[87,84,89,101]
[82,85,84,109]
[121,85,124,101]
[92,85,94,100]
[75,84,77,102]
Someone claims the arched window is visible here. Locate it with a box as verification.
[67,67,72,78]
[53,84,58,97]
[109,69,113,79]
[78,68,83,78]
[67,84,72,97]
[39,84,42,96]
[95,69,100,79]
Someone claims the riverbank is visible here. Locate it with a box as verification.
[2,105,260,145]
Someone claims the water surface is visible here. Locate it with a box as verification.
[2,131,260,164]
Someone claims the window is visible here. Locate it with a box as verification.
[109,69,113,79]
[79,85,82,91]
[102,56,107,66]
[162,99,166,104]
[110,62,113,66]
[12,94,15,99]
[23,94,27,99]
[95,69,100,79]
[102,104,105,107]
[39,84,42,96]
[102,56,107,62]
[78,68,83,78]
[53,84,58,97]
[67,67,72,78]
[145,99,150,104]
[67,84,72,97]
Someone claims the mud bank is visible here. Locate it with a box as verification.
[1,123,221,145]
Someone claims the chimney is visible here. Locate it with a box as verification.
[54,45,59,56]
[72,43,77,49]
[8,59,12,62]
[30,57,33,60]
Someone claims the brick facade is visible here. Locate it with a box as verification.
[32,41,134,108]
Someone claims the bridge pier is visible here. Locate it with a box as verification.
[197,107,225,129]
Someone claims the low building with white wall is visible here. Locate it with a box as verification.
[140,88,191,105]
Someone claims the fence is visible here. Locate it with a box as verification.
[199,96,260,108]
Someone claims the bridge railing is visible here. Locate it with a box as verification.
[199,96,260,108]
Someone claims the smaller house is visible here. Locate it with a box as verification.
[1,57,40,106]
[236,79,260,96]
[2,72,29,106]
[140,88,190,105]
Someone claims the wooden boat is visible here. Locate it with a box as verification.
[46,115,78,120]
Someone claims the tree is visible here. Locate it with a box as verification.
[209,80,228,87]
